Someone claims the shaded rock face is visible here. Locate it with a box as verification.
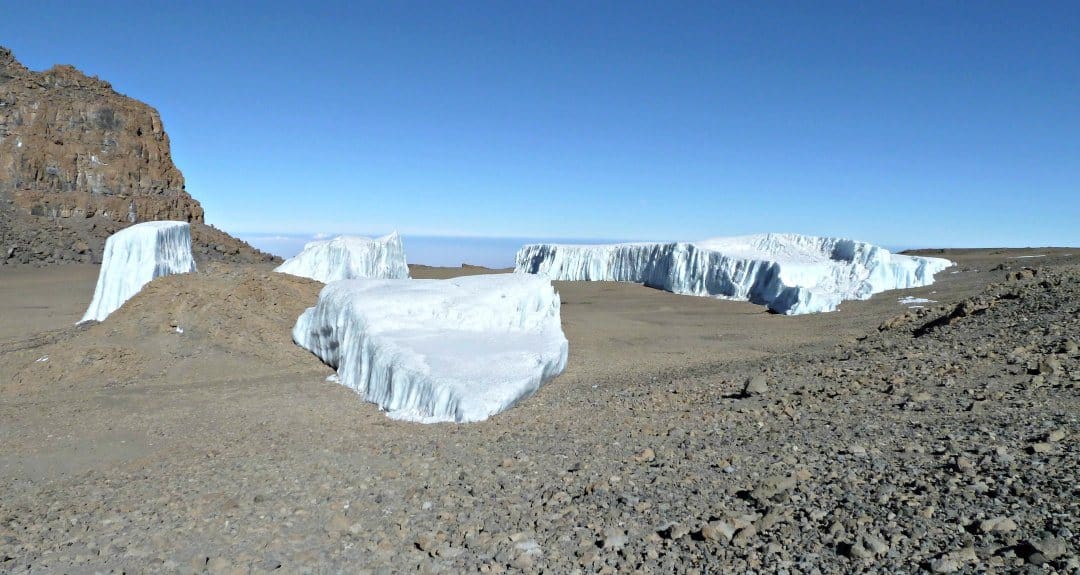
[0,47,200,222]
[0,47,278,266]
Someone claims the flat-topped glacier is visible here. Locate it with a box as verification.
[515,233,953,314]
[274,233,408,282]
[80,221,196,323]
[292,274,568,423]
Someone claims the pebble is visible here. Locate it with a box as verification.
[601,528,627,550]
[862,533,889,556]
[660,522,690,540]
[847,543,873,560]
[744,375,769,396]
[978,516,1017,533]
[700,521,737,543]
[1029,537,1067,561]
[929,556,959,573]
[632,448,656,463]
[514,539,542,557]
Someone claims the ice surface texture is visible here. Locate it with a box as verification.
[274,233,409,282]
[80,221,196,323]
[515,233,953,315]
[293,274,569,423]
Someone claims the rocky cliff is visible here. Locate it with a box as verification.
[0,47,277,266]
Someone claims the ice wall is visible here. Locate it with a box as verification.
[79,221,196,323]
[293,274,568,423]
[515,233,952,314]
[274,233,409,282]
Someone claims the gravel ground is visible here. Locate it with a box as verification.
[0,249,1076,574]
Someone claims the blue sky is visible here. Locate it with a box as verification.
[2,1,1077,259]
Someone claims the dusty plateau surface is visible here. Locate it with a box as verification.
[0,249,1077,574]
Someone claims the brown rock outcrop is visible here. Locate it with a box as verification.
[0,47,277,266]
[0,47,201,222]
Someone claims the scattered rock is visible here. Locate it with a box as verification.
[514,539,542,557]
[700,521,737,543]
[632,447,656,463]
[601,528,627,549]
[862,533,889,556]
[910,391,933,402]
[929,556,959,573]
[978,516,1017,533]
[658,522,690,540]
[1028,537,1068,561]
[847,542,874,560]
[744,374,768,396]
[2,244,1078,573]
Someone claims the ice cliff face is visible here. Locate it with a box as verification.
[515,233,953,314]
[292,274,569,423]
[79,221,196,323]
[274,233,409,283]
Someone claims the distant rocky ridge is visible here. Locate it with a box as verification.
[0,46,277,266]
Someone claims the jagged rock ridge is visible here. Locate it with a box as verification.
[0,46,276,266]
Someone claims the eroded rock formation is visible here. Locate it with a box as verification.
[0,47,276,266]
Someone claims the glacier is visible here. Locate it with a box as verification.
[274,233,409,282]
[79,221,196,323]
[515,233,953,315]
[292,274,569,423]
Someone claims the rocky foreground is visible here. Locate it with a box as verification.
[0,258,1076,574]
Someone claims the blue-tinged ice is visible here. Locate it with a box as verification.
[79,221,196,323]
[292,274,568,423]
[515,233,952,315]
[274,233,408,282]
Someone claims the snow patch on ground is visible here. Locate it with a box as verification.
[1009,255,1046,259]
[898,296,936,306]
[79,221,196,323]
[274,233,409,283]
[293,274,568,423]
[516,233,952,314]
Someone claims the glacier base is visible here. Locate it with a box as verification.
[79,221,196,323]
[292,274,568,423]
[515,233,953,315]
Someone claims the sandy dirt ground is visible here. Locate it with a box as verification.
[0,248,1076,574]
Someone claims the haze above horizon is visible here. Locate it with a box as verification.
[2,1,1077,253]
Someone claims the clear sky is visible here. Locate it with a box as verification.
[2,1,1077,254]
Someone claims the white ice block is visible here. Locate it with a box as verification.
[274,233,409,282]
[516,233,952,314]
[79,221,196,323]
[292,274,568,423]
